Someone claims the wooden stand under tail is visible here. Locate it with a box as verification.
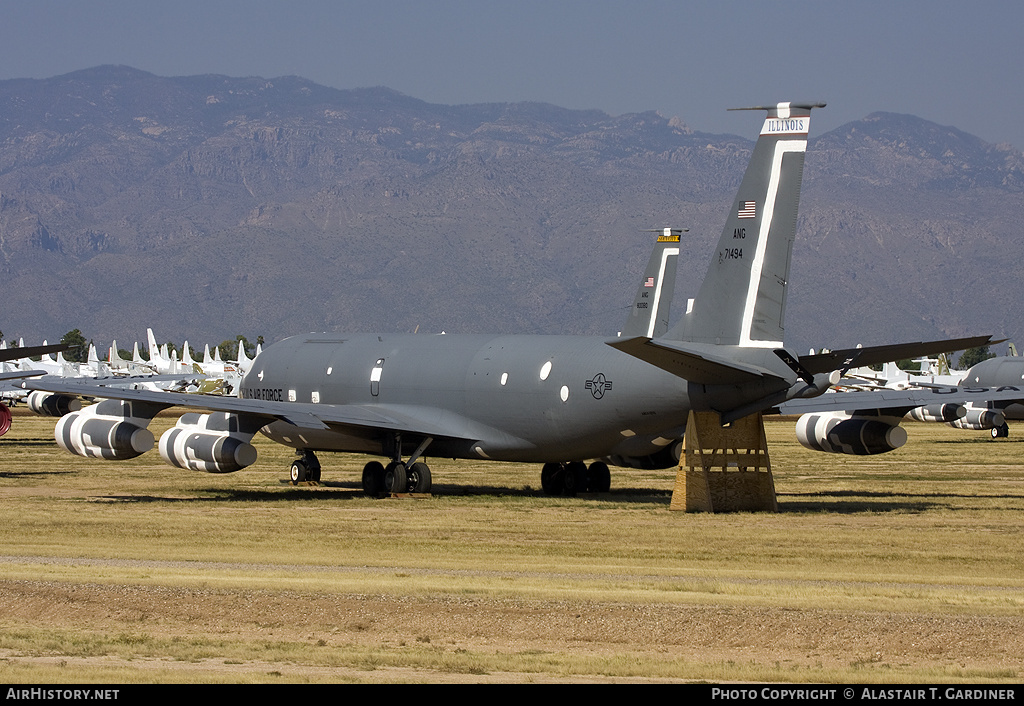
[670,410,777,512]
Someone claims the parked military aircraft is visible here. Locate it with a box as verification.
[950,355,1024,438]
[25,102,1010,493]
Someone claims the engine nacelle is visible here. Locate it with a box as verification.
[159,412,258,473]
[27,391,82,417]
[54,399,158,460]
[796,412,908,455]
[906,403,966,423]
[949,407,1005,431]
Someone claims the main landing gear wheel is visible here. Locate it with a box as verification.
[992,423,1010,439]
[407,461,432,493]
[540,461,610,496]
[587,461,611,493]
[362,461,386,496]
[384,461,407,494]
[541,462,563,495]
[562,462,587,496]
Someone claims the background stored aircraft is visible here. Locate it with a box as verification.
[950,355,1024,438]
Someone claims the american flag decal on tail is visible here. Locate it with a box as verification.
[737,201,756,219]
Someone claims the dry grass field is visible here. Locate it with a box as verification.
[0,406,1022,683]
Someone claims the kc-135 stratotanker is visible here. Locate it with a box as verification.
[27,103,1012,496]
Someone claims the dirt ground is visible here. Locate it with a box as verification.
[2,577,1022,682]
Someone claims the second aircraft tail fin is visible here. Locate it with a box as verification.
[621,228,682,338]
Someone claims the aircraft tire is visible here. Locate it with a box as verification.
[362,461,386,496]
[992,423,1010,439]
[587,461,611,493]
[563,462,587,496]
[408,462,432,493]
[541,463,563,495]
[290,460,308,483]
[384,461,408,495]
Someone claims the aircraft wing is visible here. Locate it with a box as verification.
[773,384,1024,416]
[21,378,491,444]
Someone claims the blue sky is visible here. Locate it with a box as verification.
[1,0,1022,149]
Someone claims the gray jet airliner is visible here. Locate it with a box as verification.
[26,103,1002,495]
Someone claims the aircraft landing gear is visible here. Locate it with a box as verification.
[406,461,432,493]
[360,460,433,495]
[290,449,322,483]
[991,423,1010,439]
[540,461,611,496]
[361,434,434,496]
[588,461,611,493]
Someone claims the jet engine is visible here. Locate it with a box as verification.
[27,390,82,417]
[55,399,159,460]
[948,406,1005,431]
[795,412,907,455]
[159,412,258,473]
[906,403,966,423]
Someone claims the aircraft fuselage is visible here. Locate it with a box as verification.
[243,333,707,463]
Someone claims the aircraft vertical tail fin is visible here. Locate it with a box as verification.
[147,328,159,361]
[237,341,252,374]
[109,341,129,367]
[621,228,682,338]
[665,102,824,347]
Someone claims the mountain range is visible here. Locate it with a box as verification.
[2,65,1022,355]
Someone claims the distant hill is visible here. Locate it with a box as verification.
[2,66,1022,354]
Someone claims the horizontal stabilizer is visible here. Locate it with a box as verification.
[799,336,993,376]
[608,337,784,384]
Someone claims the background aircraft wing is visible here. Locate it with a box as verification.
[773,384,1024,416]
[0,370,47,383]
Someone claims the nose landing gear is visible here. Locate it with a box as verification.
[289,449,322,483]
